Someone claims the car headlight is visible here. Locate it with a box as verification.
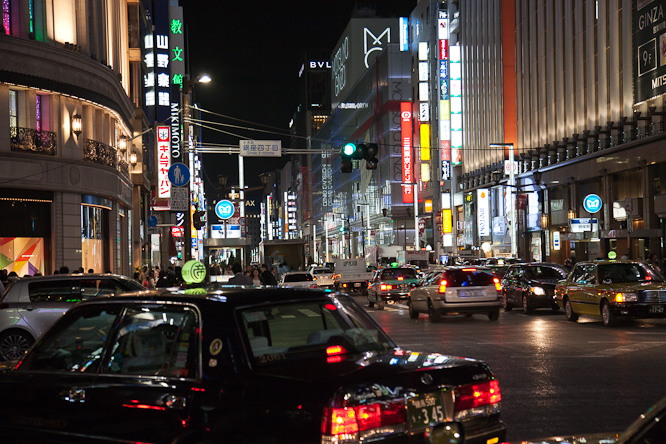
[531,286,546,296]
[615,292,638,302]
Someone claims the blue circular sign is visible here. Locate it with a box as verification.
[168,163,190,187]
[215,200,235,220]
[147,215,158,227]
[583,194,602,214]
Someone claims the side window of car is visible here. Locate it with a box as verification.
[19,306,121,372]
[571,266,586,283]
[28,280,76,303]
[107,306,199,378]
[79,279,118,298]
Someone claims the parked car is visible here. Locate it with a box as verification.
[0,287,507,443]
[0,273,145,361]
[367,267,420,310]
[408,267,502,322]
[309,266,336,289]
[512,394,666,443]
[501,263,569,313]
[278,271,318,288]
[555,260,666,327]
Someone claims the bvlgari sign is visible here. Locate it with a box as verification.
[331,18,400,109]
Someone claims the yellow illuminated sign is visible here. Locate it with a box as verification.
[442,209,452,233]
[420,124,430,161]
[425,199,433,213]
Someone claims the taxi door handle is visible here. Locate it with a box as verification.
[63,387,86,403]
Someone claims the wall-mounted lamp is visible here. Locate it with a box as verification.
[72,113,82,136]
[130,151,138,166]
[118,136,127,152]
[541,214,549,229]
[568,208,576,220]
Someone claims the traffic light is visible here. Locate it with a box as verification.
[193,210,206,230]
[340,142,354,173]
[365,143,378,169]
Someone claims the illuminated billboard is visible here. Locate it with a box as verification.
[401,102,413,204]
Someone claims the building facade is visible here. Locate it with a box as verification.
[0,0,149,276]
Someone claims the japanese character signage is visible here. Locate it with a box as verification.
[156,125,171,199]
[634,0,666,103]
[401,102,413,204]
[239,140,282,157]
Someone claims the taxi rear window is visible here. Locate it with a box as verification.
[444,269,496,287]
[240,298,393,366]
[380,268,418,280]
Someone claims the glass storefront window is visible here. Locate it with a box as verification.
[82,205,108,274]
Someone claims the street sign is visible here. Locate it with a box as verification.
[168,162,190,187]
[239,140,281,157]
[170,187,189,212]
[147,215,158,227]
[570,218,598,233]
[215,200,235,220]
[583,194,602,214]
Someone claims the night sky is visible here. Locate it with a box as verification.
[182,1,415,188]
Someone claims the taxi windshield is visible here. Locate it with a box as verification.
[239,297,394,365]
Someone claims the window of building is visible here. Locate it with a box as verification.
[9,90,17,135]
[36,95,42,132]
[2,0,10,35]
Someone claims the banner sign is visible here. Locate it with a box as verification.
[401,102,413,204]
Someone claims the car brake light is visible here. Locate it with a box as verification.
[380,284,392,291]
[438,280,447,293]
[322,401,406,437]
[462,268,476,272]
[493,278,501,291]
[326,345,347,355]
[397,276,404,281]
[454,380,501,412]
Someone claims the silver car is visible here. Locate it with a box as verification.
[0,273,145,361]
[309,267,336,288]
[408,267,502,322]
[278,271,318,289]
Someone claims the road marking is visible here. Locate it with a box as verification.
[579,342,666,357]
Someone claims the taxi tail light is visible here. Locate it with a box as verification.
[380,284,392,291]
[438,279,447,294]
[493,278,501,291]
[397,276,404,281]
[322,401,406,436]
[454,380,501,412]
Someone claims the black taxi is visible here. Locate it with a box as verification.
[0,287,506,443]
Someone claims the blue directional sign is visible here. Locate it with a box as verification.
[583,194,602,214]
[168,162,190,187]
[215,200,235,220]
[147,215,158,227]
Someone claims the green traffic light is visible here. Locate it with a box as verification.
[342,142,356,157]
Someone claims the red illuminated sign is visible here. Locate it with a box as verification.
[171,227,183,238]
[157,126,171,199]
[401,102,413,204]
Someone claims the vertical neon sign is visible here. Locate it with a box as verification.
[438,10,451,181]
[156,126,171,198]
[401,102,413,204]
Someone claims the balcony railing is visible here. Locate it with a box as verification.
[84,139,117,169]
[10,127,57,155]
[83,139,132,179]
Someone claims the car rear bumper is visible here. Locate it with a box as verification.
[612,303,666,319]
[431,300,502,314]
[377,291,411,302]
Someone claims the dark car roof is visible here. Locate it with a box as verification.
[88,286,340,307]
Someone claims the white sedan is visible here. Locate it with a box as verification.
[278,271,319,289]
[310,267,336,288]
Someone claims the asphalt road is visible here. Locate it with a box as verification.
[354,295,666,442]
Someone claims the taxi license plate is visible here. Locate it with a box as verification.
[354,283,362,287]
[406,392,445,430]
[650,305,665,314]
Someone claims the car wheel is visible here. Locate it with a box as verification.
[428,300,441,322]
[377,300,385,310]
[408,300,419,319]
[522,294,534,314]
[601,300,618,327]
[502,293,512,311]
[564,298,578,322]
[0,330,34,362]
[488,310,500,321]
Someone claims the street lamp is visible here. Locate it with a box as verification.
[181,73,211,261]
